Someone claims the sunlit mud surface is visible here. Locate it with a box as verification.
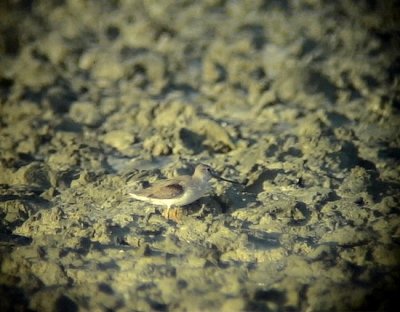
[1,1,399,311]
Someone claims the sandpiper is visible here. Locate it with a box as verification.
[129,164,238,209]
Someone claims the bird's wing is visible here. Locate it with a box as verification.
[133,179,185,199]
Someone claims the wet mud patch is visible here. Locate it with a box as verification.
[1,0,400,311]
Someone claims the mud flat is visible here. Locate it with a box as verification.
[1,1,399,311]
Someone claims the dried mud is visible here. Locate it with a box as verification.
[1,1,400,311]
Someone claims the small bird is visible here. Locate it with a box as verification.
[129,164,238,209]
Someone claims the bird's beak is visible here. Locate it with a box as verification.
[211,171,241,184]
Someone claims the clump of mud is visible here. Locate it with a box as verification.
[1,0,399,311]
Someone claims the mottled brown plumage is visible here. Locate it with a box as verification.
[133,181,185,199]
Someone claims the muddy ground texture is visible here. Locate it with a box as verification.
[1,1,400,311]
